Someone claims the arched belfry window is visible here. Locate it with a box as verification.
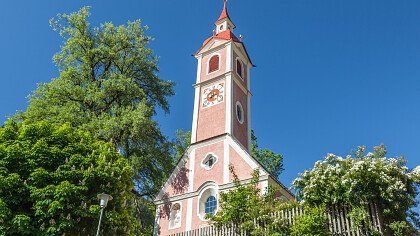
[236,59,244,79]
[208,55,220,74]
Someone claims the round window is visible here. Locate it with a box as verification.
[236,102,244,124]
[219,25,224,31]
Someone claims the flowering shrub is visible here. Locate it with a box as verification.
[292,145,420,232]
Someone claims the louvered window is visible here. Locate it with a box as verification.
[208,55,219,73]
[236,59,243,78]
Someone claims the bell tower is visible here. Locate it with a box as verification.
[191,0,254,151]
[153,2,294,235]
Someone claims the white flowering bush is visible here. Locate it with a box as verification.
[292,145,419,230]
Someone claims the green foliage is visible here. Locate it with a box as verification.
[209,166,330,236]
[173,129,191,161]
[251,130,284,178]
[16,6,175,198]
[0,121,135,235]
[208,166,264,227]
[293,145,420,230]
[289,206,328,236]
[348,206,370,231]
[388,221,411,236]
[14,6,176,235]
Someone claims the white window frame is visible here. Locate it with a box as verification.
[235,57,245,80]
[197,183,219,221]
[207,53,221,75]
[236,101,244,124]
[201,153,218,170]
[168,201,182,230]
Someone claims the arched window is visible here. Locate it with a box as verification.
[169,203,182,229]
[205,196,217,215]
[197,183,218,220]
[208,55,219,73]
[236,59,244,79]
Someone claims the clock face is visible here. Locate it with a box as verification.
[202,83,224,108]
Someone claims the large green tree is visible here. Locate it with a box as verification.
[0,121,135,235]
[292,145,420,233]
[17,7,175,200]
[15,9,176,234]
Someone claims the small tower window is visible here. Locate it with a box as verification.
[201,154,218,170]
[236,101,244,124]
[208,55,220,74]
[205,196,217,215]
[236,59,244,79]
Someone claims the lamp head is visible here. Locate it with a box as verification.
[97,193,113,208]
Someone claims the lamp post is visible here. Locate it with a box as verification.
[96,193,113,236]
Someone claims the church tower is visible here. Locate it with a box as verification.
[154,2,294,235]
[191,0,253,151]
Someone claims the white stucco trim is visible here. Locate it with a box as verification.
[188,150,195,192]
[195,55,202,84]
[223,139,230,184]
[226,43,232,72]
[191,55,202,144]
[225,74,233,134]
[206,53,221,75]
[191,86,200,143]
[154,175,271,205]
[186,198,193,231]
[247,63,252,151]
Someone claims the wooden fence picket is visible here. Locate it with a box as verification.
[165,204,383,236]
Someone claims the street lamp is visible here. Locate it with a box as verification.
[96,193,113,236]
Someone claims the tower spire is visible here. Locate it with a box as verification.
[214,0,235,33]
[216,0,230,22]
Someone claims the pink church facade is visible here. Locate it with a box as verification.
[154,2,294,235]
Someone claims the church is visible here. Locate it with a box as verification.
[153,1,294,235]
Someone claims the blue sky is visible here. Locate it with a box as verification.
[1,0,419,198]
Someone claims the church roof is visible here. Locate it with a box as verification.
[194,30,255,67]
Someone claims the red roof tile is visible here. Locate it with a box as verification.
[195,30,239,55]
[194,30,255,67]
